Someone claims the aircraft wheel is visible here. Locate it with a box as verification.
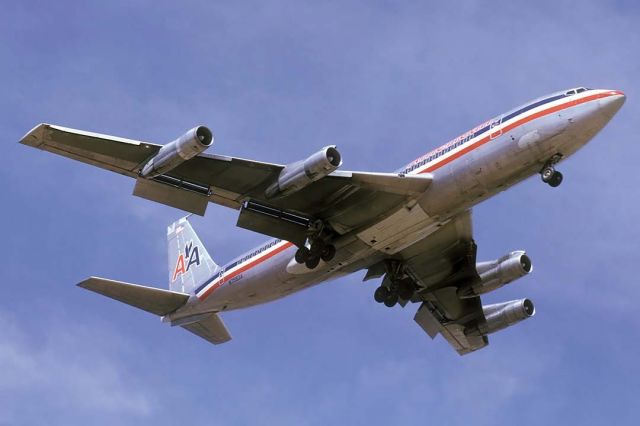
[295,247,310,264]
[374,286,389,303]
[310,240,325,256]
[305,256,320,269]
[320,244,336,262]
[397,281,415,300]
[541,166,555,183]
[383,292,399,308]
[548,171,563,187]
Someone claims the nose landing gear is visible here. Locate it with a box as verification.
[541,167,563,187]
[540,154,564,187]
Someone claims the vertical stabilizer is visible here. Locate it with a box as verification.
[167,216,219,293]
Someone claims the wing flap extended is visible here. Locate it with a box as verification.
[78,277,189,316]
[133,178,210,215]
[20,123,434,235]
[414,301,488,355]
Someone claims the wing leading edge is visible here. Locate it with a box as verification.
[20,124,432,237]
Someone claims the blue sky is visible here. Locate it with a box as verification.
[2,1,639,424]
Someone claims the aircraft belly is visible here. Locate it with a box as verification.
[355,202,439,254]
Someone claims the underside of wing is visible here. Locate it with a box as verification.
[373,210,535,355]
[21,123,433,237]
[20,124,160,176]
[414,299,488,355]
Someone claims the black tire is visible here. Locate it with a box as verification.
[548,171,563,187]
[305,256,320,269]
[541,166,555,183]
[374,286,388,303]
[310,240,325,256]
[320,244,336,262]
[383,293,399,308]
[295,247,310,264]
[397,283,414,301]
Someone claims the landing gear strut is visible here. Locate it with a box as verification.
[540,154,563,188]
[294,219,336,269]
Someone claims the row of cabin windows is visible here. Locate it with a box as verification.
[225,239,282,273]
[404,88,590,174]
[405,131,478,173]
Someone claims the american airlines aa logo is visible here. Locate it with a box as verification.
[172,241,201,282]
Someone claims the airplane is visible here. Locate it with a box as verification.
[20,87,625,354]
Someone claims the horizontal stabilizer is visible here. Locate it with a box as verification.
[181,313,232,345]
[78,277,189,316]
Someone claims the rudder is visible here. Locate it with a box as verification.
[167,216,220,294]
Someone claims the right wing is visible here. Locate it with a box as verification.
[389,211,490,355]
[407,211,488,355]
[21,124,431,236]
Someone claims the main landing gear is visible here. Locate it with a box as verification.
[294,219,336,269]
[374,279,415,308]
[373,261,416,308]
[540,154,563,188]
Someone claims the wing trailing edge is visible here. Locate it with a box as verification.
[332,170,433,196]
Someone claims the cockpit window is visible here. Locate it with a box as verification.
[576,87,587,93]
[565,89,576,96]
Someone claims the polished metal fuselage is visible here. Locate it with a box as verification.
[175,88,625,317]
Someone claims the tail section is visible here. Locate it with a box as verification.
[167,216,220,294]
[77,216,232,346]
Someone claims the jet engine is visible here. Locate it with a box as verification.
[459,251,532,297]
[140,126,213,178]
[466,298,535,336]
[265,146,342,198]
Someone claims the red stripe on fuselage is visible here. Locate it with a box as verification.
[198,241,294,301]
[419,91,616,174]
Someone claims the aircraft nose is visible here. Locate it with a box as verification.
[599,90,626,118]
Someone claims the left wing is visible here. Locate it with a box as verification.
[20,124,432,236]
[397,210,489,354]
[380,210,534,355]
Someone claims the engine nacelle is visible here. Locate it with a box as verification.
[140,126,213,178]
[265,146,342,198]
[460,251,532,298]
[467,298,535,336]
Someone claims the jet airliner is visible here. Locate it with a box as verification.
[20,87,625,354]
